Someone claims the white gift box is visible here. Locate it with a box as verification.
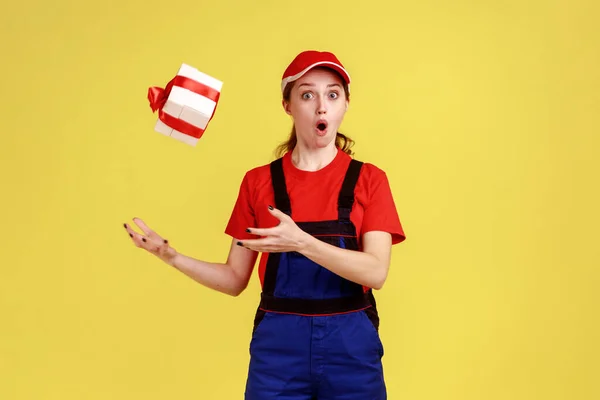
[152,63,223,146]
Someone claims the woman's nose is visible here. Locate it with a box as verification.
[316,97,327,114]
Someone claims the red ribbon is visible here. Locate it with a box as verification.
[148,75,221,139]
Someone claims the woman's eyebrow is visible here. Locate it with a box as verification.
[297,83,341,88]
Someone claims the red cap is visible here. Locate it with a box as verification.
[281,50,351,93]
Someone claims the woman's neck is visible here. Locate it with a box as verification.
[290,143,338,172]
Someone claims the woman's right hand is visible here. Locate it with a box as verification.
[124,218,179,267]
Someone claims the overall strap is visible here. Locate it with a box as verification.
[338,159,363,221]
[269,158,291,216]
[262,158,288,296]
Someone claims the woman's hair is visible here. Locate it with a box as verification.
[274,69,355,159]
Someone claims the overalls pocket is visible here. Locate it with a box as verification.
[359,310,385,358]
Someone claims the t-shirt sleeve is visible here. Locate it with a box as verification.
[361,167,406,245]
[224,172,257,241]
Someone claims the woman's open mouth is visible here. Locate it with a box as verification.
[316,120,328,135]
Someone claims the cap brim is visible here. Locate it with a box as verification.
[281,61,351,93]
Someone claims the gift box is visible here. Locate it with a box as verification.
[148,63,223,146]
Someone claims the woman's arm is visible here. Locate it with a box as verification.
[125,219,257,297]
[240,207,393,290]
[298,230,392,290]
[171,239,258,296]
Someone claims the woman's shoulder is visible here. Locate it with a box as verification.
[353,156,389,182]
[239,158,276,185]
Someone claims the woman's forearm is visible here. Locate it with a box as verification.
[170,253,246,297]
[298,235,389,290]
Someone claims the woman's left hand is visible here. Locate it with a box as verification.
[238,206,310,253]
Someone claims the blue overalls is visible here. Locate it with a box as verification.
[245,158,387,400]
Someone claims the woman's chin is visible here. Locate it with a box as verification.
[313,135,336,148]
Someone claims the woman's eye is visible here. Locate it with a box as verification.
[302,92,313,99]
[329,92,339,99]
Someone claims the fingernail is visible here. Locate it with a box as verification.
[123,223,127,228]
[237,241,243,246]
[245,228,250,233]
[142,238,146,242]
[268,205,273,210]
[164,239,168,243]
[129,233,133,238]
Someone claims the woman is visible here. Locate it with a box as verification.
[124,50,406,399]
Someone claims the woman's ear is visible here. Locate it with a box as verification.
[282,99,292,115]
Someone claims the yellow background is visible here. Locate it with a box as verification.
[1,0,599,399]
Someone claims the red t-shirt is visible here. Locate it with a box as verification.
[224,147,406,287]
